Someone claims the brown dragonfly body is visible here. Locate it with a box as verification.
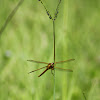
[27,59,75,77]
[38,63,54,77]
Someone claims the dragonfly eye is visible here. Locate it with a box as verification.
[51,63,54,66]
[51,63,54,67]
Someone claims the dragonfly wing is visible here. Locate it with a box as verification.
[55,59,75,64]
[28,66,46,74]
[55,67,73,72]
[27,60,49,64]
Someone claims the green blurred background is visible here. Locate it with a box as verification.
[0,0,100,100]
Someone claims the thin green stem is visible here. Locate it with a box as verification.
[53,20,56,100]
[0,0,24,38]
[53,20,55,63]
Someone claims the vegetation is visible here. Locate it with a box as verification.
[0,0,100,100]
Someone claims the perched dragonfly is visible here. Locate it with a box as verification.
[27,59,75,77]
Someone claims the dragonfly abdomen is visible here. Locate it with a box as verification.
[38,68,48,77]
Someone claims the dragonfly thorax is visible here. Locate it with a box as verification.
[51,63,54,67]
[47,63,54,69]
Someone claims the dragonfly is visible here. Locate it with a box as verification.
[27,59,75,77]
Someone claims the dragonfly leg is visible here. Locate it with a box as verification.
[51,69,54,76]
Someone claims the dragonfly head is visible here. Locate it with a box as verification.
[51,63,54,68]
[51,62,54,65]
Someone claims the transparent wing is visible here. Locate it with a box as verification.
[55,67,73,72]
[56,59,75,64]
[27,60,49,64]
[28,66,46,74]
[0,0,24,36]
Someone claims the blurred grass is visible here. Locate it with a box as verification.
[0,0,100,100]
